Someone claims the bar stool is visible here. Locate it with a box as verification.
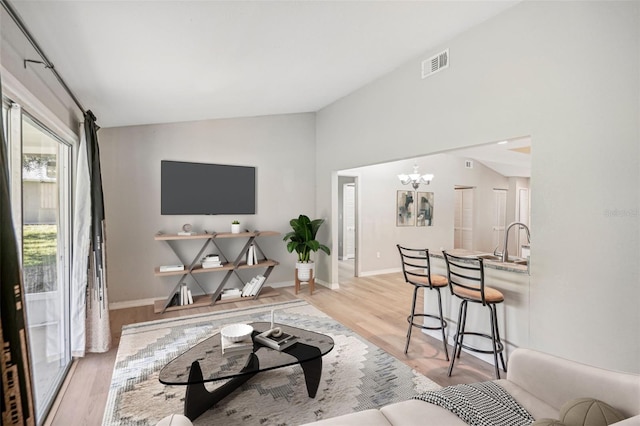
[443,251,507,379]
[396,245,449,360]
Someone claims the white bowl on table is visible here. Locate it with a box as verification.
[221,324,254,342]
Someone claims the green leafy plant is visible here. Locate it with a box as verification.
[232,220,240,224]
[283,214,330,262]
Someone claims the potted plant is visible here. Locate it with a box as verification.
[231,220,241,234]
[283,214,330,281]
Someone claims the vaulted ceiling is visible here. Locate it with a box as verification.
[5,1,518,128]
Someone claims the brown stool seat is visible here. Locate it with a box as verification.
[412,274,448,288]
[453,285,504,303]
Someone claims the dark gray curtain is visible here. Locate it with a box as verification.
[83,110,111,352]
[0,76,36,424]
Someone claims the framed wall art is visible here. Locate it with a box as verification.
[396,190,415,226]
[416,191,434,227]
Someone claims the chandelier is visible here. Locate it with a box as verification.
[398,164,434,189]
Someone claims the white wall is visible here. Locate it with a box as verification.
[99,113,316,304]
[1,8,81,133]
[342,154,509,275]
[316,1,639,372]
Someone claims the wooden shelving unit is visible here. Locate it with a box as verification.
[153,230,280,313]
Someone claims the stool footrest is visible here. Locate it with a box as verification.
[407,313,447,331]
[453,331,504,355]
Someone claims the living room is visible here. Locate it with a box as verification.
[0,1,638,425]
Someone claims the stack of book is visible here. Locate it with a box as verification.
[246,244,258,266]
[169,284,194,306]
[159,264,184,272]
[254,330,298,351]
[201,254,223,269]
[241,275,266,297]
[220,288,242,300]
[221,335,253,356]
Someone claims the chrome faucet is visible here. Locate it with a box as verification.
[497,222,531,263]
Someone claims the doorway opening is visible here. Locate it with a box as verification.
[338,175,357,282]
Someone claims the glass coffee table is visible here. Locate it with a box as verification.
[159,322,334,421]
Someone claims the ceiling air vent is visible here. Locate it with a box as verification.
[422,48,449,79]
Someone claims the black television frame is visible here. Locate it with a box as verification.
[161,160,256,215]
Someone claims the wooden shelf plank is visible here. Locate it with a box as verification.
[190,264,235,274]
[235,259,279,270]
[152,287,280,314]
[155,230,280,241]
[154,233,214,241]
[213,286,280,305]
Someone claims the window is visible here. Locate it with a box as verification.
[5,102,73,424]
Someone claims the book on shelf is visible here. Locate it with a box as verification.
[241,277,258,297]
[177,285,193,306]
[246,244,258,266]
[201,253,222,267]
[220,288,242,300]
[254,330,298,351]
[221,335,254,356]
[249,275,266,297]
[159,264,185,272]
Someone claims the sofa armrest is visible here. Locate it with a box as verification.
[507,349,640,419]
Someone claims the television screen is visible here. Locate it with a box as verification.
[161,160,255,215]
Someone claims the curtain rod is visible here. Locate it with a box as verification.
[1,0,86,114]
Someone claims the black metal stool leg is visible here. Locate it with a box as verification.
[456,301,468,359]
[404,286,419,354]
[491,304,507,373]
[488,304,501,379]
[448,300,466,376]
[436,288,449,361]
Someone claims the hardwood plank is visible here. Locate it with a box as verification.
[47,271,494,424]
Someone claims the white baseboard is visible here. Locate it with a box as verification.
[359,267,402,277]
[109,298,159,310]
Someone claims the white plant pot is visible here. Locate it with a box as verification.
[231,224,241,234]
[296,261,314,281]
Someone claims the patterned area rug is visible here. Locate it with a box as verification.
[103,300,440,425]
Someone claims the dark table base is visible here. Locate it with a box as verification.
[183,343,323,421]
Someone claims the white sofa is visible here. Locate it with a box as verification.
[304,348,640,425]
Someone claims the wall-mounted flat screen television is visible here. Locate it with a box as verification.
[161,160,256,215]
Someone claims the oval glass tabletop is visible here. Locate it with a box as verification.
[159,322,334,385]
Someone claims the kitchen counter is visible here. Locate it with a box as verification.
[423,248,531,364]
[429,249,529,274]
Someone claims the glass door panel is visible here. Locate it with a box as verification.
[21,113,71,422]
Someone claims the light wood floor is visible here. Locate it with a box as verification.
[47,271,494,425]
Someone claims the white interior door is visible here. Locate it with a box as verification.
[493,189,507,252]
[342,183,355,260]
[516,188,530,256]
[454,188,474,250]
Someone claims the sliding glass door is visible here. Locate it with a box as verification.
[18,109,72,423]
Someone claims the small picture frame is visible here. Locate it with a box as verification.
[416,192,434,227]
[396,190,415,226]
